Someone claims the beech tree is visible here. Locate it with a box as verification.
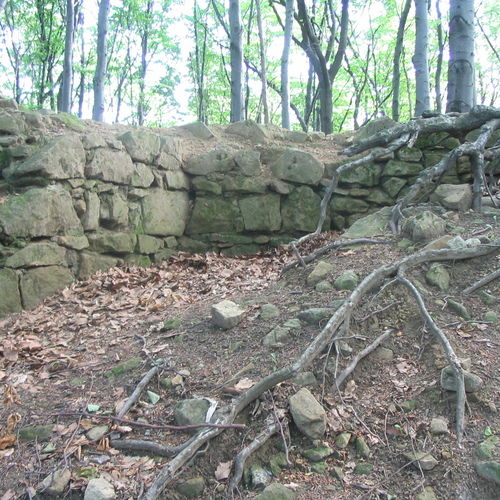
[446,0,475,112]
[413,0,430,116]
[229,0,243,122]
[280,0,294,129]
[60,0,75,113]
[92,0,111,121]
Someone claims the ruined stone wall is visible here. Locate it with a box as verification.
[0,99,496,316]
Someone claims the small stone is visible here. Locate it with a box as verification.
[446,299,470,319]
[354,462,373,475]
[268,452,288,476]
[283,318,301,329]
[398,400,417,412]
[293,371,318,387]
[174,399,210,434]
[337,340,352,355]
[302,445,333,462]
[310,461,328,474]
[254,483,298,500]
[478,291,498,305]
[39,469,71,495]
[484,311,498,323]
[163,318,181,329]
[289,388,327,440]
[335,432,351,449]
[87,425,109,442]
[355,437,370,458]
[405,451,438,471]
[42,443,56,453]
[19,424,54,442]
[330,466,345,481]
[84,478,116,500]
[175,476,205,498]
[298,307,335,324]
[211,300,245,329]
[306,261,334,286]
[425,263,450,291]
[263,326,291,347]
[171,374,184,386]
[315,280,333,292]
[260,304,280,320]
[475,461,500,485]
[440,366,483,392]
[249,464,272,489]
[334,270,358,290]
[429,418,448,435]
[105,357,142,377]
[415,486,438,500]
[447,236,467,249]
[372,346,394,361]
[476,436,500,460]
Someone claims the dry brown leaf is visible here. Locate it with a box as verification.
[2,385,20,405]
[234,378,254,391]
[214,461,232,481]
[6,413,21,432]
[0,434,16,450]
[2,342,18,363]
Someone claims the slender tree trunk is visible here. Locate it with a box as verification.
[446,0,475,112]
[255,0,269,124]
[413,0,431,116]
[0,0,8,16]
[92,0,111,122]
[229,0,243,122]
[137,0,153,126]
[60,0,74,113]
[434,0,444,113]
[281,0,294,129]
[391,0,412,121]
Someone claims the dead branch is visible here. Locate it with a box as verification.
[110,438,191,457]
[283,237,390,273]
[389,118,500,233]
[228,419,282,493]
[141,240,499,500]
[341,106,500,157]
[117,366,159,418]
[333,329,394,390]
[53,412,245,431]
[462,268,500,294]
[396,275,466,443]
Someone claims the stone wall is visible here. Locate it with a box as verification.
[0,99,498,316]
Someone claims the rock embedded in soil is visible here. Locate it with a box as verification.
[315,280,333,292]
[403,211,446,242]
[476,436,500,460]
[372,346,394,361]
[334,270,358,290]
[330,466,345,481]
[87,425,109,442]
[175,476,205,498]
[174,398,210,433]
[19,424,54,442]
[289,388,327,440]
[335,432,351,449]
[306,261,334,286]
[484,311,498,323]
[354,462,373,475]
[310,461,328,473]
[39,468,71,495]
[260,303,280,320]
[475,461,500,485]
[446,299,470,319]
[293,371,318,387]
[298,307,335,324]
[415,486,438,500]
[429,417,448,435]
[268,452,289,476]
[254,483,298,500]
[440,366,483,392]
[406,451,438,471]
[84,478,116,500]
[248,464,272,489]
[355,436,370,458]
[302,444,333,462]
[263,326,292,347]
[211,299,245,329]
[425,263,450,291]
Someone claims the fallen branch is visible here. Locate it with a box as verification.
[397,274,466,443]
[228,419,282,493]
[333,329,394,390]
[117,366,159,418]
[462,268,500,294]
[110,438,191,457]
[141,240,499,499]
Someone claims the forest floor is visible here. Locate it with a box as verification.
[0,117,499,499]
[0,210,499,499]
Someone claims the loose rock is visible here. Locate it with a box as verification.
[211,299,245,329]
[289,388,327,440]
[84,478,116,500]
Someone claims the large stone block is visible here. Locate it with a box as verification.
[331,196,369,214]
[87,231,136,254]
[119,129,161,164]
[383,160,423,177]
[282,186,324,232]
[78,252,119,279]
[131,163,154,188]
[184,149,234,175]
[0,186,82,238]
[234,150,261,176]
[141,189,189,236]
[5,242,67,268]
[289,388,327,439]
[85,149,135,184]
[239,194,281,231]
[187,197,243,234]
[338,163,382,187]
[20,266,73,309]
[271,149,324,185]
[430,184,472,212]
[82,191,100,230]
[99,192,129,229]
[226,120,270,143]
[0,268,22,317]
[3,135,85,180]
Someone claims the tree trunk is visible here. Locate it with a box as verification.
[60,0,75,113]
[281,0,294,129]
[137,0,153,126]
[255,0,269,124]
[413,0,431,116]
[446,0,475,112]
[391,0,412,121]
[229,0,243,122]
[434,0,444,113]
[0,0,8,16]
[92,0,111,122]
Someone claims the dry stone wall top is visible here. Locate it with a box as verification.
[0,100,495,316]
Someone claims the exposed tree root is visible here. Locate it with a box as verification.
[117,365,159,418]
[110,438,190,457]
[141,240,498,500]
[462,268,500,294]
[228,418,282,493]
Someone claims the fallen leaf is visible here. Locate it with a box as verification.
[234,378,254,391]
[2,385,20,405]
[215,461,232,481]
[0,434,16,450]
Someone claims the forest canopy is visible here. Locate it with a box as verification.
[0,0,498,132]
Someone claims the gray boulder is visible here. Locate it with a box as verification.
[5,242,66,268]
[425,263,450,291]
[343,206,392,238]
[187,197,243,234]
[306,261,334,286]
[119,129,160,164]
[282,186,323,232]
[174,398,210,433]
[20,266,73,309]
[289,388,327,439]
[239,194,281,231]
[226,120,270,143]
[86,149,135,184]
[271,149,324,185]
[211,299,245,329]
[185,149,234,175]
[403,211,446,242]
[180,121,215,139]
[430,183,472,212]
[441,366,483,393]
[84,478,116,500]
[39,469,71,496]
[141,189,189,236]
